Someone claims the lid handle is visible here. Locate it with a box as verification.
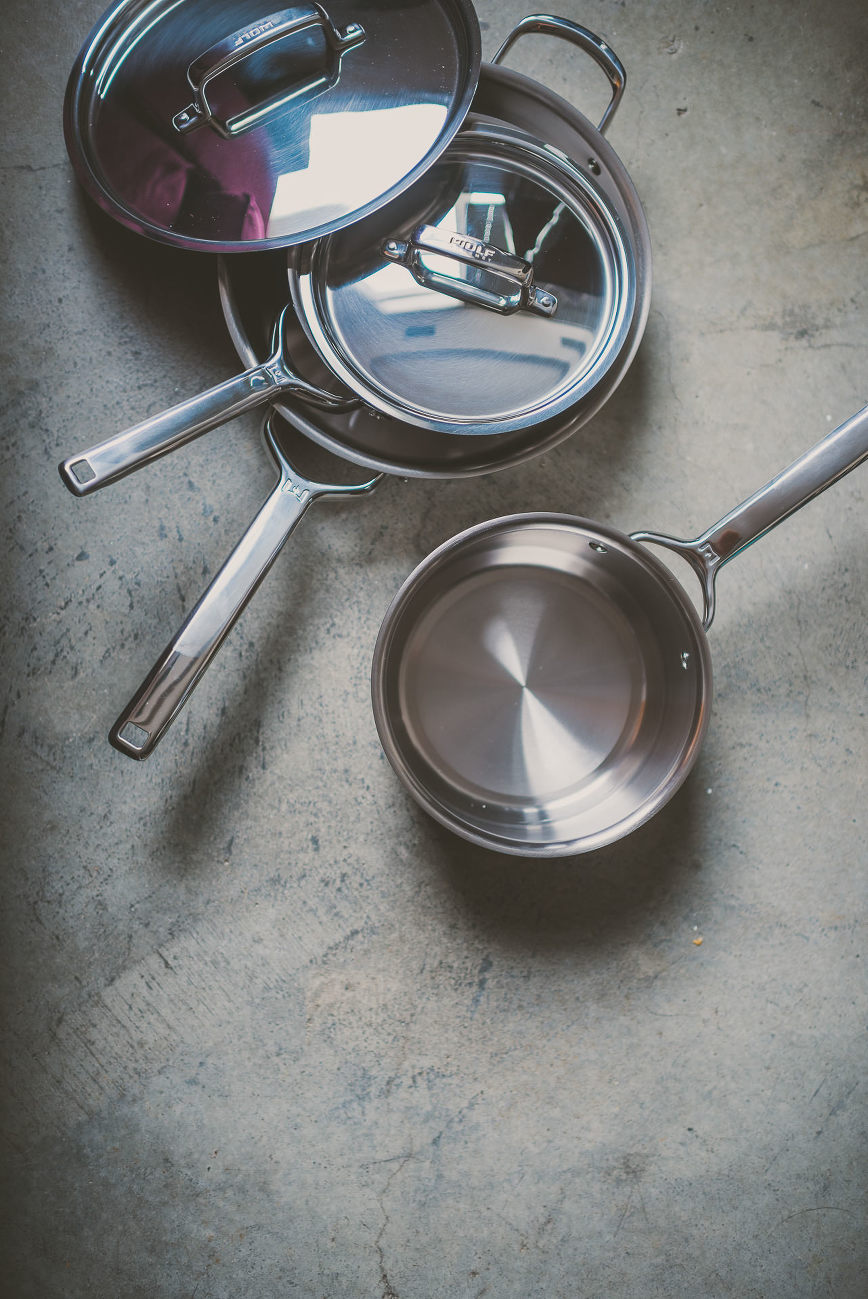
[382,225,558,318]
[172,5,365,138]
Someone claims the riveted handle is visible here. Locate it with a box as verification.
[173,4,365,138]
[493,14,625,134]
[382,225,558,317]
[632,405,868,630]
[58,308,354,496]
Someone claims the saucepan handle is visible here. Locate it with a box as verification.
[631,404,868,630]
[110,415,381,759]
[59,308,353,497]
[492,14,626,134]
[173,5,366,138]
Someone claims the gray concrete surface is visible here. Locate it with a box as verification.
[1,1,866,1295]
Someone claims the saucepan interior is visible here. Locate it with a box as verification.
[371,515,712,856]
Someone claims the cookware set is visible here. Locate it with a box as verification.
[60,1,866,854]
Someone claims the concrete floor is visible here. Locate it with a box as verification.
[2,1,867,1295]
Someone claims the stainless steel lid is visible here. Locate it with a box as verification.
[64,0,481,251]
[292,122,638,434]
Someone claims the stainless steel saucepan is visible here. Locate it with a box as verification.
[371,406,868,857]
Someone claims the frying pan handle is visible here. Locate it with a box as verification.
[492,15,625,134]
[59,308,354,496]
[172,6,366,138]
[632,404,868,631]
[110,415,381,759]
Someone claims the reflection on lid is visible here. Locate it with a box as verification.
[95,0,188,99]
[75,0,480,249]
[317,158,617,421]
[267,103,449,237]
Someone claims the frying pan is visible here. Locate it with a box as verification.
[371,406,868,857]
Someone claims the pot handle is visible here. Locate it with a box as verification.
[110,413,382,759]
[631,404,868,631]
[173,5,366,138]
[492,14,625,134]
[59,307,355,497]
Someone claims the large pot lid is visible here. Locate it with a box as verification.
[64,0,481,251]
[292,122,638,434]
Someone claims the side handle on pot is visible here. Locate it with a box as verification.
[492,14,626,134]
[632,404,868,630]
[382,225,558,317]
[173,5,366,138]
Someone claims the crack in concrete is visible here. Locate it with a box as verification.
[374,1152,414,1299]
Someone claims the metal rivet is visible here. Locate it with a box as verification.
[589,541,608,554]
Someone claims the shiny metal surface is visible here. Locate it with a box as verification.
[372,516,711,856]
[111,411,381,759]
[219,247,550,476]
[171,6,366,139]
[381,224,560,318]
[218,50,651,475]
[491,14,625,134]
[372,407,868,855]
[62,22,652,498]
[64,0,480,250]
[58,306,355,496]
[632,404,868,629]
[293,121,636,432]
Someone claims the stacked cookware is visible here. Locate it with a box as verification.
[60,1,867,853]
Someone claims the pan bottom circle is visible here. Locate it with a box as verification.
[396,564,647,805]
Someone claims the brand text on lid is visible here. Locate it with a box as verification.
[449,235,497,262]
[235,20,276,46]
